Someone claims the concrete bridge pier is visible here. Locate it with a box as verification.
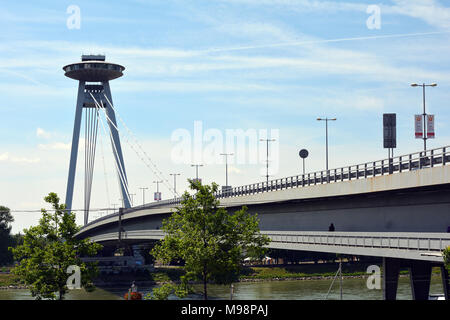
[441,266,450,300]
[383,258,448,300]
[383,257,401,300]
[409,260,432,300]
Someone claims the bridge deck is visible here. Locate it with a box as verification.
[104,145,449,213]
[88,230,450,263]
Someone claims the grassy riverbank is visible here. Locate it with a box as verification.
[240,263,386,280]
[3,263,444,289]
[94,263,420,286]
[147,263,443,282]
[0,273,19,287]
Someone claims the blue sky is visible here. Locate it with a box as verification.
[1,0,450,232]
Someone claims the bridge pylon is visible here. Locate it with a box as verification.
[63,55,131,224]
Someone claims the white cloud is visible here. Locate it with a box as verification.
[0,152,40,163]
[36,127,51,139]
[387,0,450,30]
[219,0,450,29]
[37,142,71,151]
[229,165,242,174]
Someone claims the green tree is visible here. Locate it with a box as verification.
[10,192,103,300]
[444,246,450,272]
[0,205,14,265]
[151,180,270,300]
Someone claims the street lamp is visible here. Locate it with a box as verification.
[170,173,181,197]
[220,153,234,187]
[317,117,337,172]
[191,164,203,183]
[411,83,437,151]
[139,187,148,205]
[153,180,163,201]
[260,139,276,185]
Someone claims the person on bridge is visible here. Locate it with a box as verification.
[131,281,138,293]
[328,223,335,232]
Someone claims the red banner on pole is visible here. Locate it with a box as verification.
[415,115,423,139]
[426,114,435,139]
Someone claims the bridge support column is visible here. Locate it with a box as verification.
[383,257,400,300]
[409,260,432,300]
[441,265,450,300]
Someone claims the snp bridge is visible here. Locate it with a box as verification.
[76,146,450,300]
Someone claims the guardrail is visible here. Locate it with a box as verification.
[264,231,450,262]
[263,231,450,253]
[134,145,450,207]
[88,230,450,262]
[85,145,450,226]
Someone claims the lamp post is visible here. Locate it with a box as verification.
[220,153,234,187]
[139,187,148,205]
[260,139,276,185]
[170,173,181,197]
[317,117,337,171]
[153,180,163,201]
[411,83,437,151]
[191,164,203,183]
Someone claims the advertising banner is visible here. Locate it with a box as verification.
[426,114,435,139]
[415,115,423,139]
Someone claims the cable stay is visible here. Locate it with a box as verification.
[83,105,99,225]
[102,93,178,198]
[91,94,132,205]
[98,121,111,212]
[90,93,132,210]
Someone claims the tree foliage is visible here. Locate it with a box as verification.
[0,205,14,265]
[151,180,270,300]
[444,246,450,272]
[10,192,103,300]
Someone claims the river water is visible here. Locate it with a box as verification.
[0,275,444,300]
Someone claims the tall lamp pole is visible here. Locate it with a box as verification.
[153,180,163,201]
[170,173,181,197]
[139,187,148,205]
[191,164,203,182]
[260,139,276,185]
[317,117,337,171]
[220,153,234,187]
[411,83,437,151]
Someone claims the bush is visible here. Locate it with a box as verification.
[443,246,450,271]
[124,292,142,300]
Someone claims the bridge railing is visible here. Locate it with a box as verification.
[86,146,450,225]
[263,231,450,253]
[133,146,450,208]
[86,230,450,261]
[213,145,450,199]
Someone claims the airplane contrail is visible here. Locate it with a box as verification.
[203,31,450,53]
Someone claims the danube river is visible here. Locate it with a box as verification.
[0,275,445,300]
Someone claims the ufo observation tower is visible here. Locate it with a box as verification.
[64,55,131,224]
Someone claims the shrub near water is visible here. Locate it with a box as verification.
[0,273,18,287]
[242,264,378,280]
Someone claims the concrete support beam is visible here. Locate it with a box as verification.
[441,265,450,300]
[383,257,400,300]
[409,260,432,300]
